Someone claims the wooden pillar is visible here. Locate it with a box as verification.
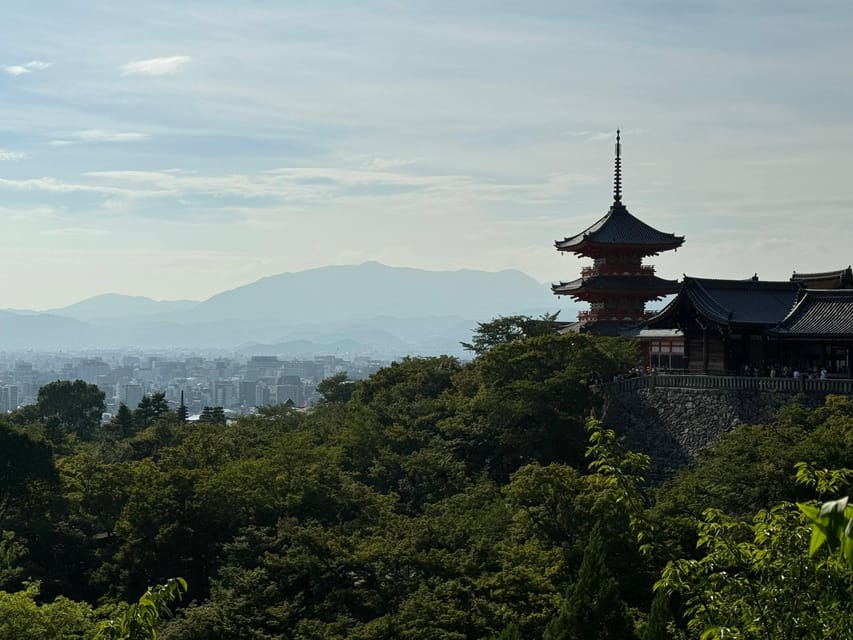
[702,327,709,375]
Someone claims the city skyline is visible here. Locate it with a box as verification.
[2,2,852,309]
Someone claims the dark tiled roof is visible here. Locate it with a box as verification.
[772,290,853,336]
[650,277,802,327]
[552,274,680,296]
[555,201,684,253]
[579,320,645,337]
[790,266,853,290]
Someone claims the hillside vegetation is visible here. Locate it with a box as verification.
[2,331,853,639]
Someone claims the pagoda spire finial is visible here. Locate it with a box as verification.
[614,129,622,202]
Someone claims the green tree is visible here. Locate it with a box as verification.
[107,404,136,439]
[461,312,560,356]
[317,372,356,404]
[36,379,105,442]
[0,581,97,640]
[447,334,637,479]
[544,525,636,640]
[0,531,27,590]
[96,578,186,640]
[658,500,853,640]
[133,393,171,430]
[641,589,673,640]
[0,421,57,526]
[198,406,226,425]
[494,623,523,639]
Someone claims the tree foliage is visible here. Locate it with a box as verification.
[35,379,105,442]
[96,578,186,640]
[461,312,561,356]
[198,406,226,425]
[1,333,852,640]
[0,420,57,526]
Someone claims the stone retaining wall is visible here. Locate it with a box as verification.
[601,386,832,479]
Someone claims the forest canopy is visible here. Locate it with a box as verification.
[2,332,853,639]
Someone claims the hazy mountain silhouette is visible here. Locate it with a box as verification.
[48,294,199,322]
[2,263,578,353]
[0,310,112,349]
[190,262,558,323]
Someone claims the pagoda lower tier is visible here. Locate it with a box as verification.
[552,274,680,322]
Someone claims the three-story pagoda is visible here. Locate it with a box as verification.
[553,131,684,331]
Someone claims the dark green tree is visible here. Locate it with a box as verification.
[461,312,560,356]
[544,525,636,640]
[198,407,226,425]
[642,589,673,640]
[35,379,105,441]
[495,622,523,639]
[316,372,355,404]
[447,334,637,479]
[108,404,136,439]
[0,421,57,526]
[133,393,170,430]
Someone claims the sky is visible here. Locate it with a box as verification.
[1,1,852,310]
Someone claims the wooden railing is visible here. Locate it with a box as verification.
[598,374,853,395]
[581,264,656,278]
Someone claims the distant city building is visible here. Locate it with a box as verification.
[76,358,110,382]
[5,351,389,416]
[246,356,280,382]
[119,382,144,410]
[273,375,305,407]
[0,385,18,412]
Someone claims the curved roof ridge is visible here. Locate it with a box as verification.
[791,265,852,279]
[779,288,811,326]
[774,288,853,335]
[683,276,732,321]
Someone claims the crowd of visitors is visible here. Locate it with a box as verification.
[740,363,829,379]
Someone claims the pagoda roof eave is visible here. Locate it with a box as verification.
[551,275,681,297]
[554,239,685,256]
[554,200,684,253]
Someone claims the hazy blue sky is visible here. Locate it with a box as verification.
[2,1,852,309]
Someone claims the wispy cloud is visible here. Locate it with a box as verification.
[3,60,51,76]
[0,149,25,161]
[0,176,137,196]
[0,205,60,222]
[120,55,191,76]
[340,156,418,171]
[40,227,109,237]
[73,130,149,143]
[48,140,73,147]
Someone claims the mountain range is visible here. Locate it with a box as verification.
[2,262,580,356]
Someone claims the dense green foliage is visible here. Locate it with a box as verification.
[2,335,853,639]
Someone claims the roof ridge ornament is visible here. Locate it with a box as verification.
[614,129,622,203]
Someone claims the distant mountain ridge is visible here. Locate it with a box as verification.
[49,293,199,322]
[192,261,556,323]
[3,262,579,353]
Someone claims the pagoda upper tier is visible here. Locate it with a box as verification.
[554,199,684,258]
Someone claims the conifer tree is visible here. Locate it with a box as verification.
[198,406,226,425]
[642,589,672,640]
[543,525,635,640]
[133,392,170,429]
[495,622,523,639]
[108,403,135,439]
